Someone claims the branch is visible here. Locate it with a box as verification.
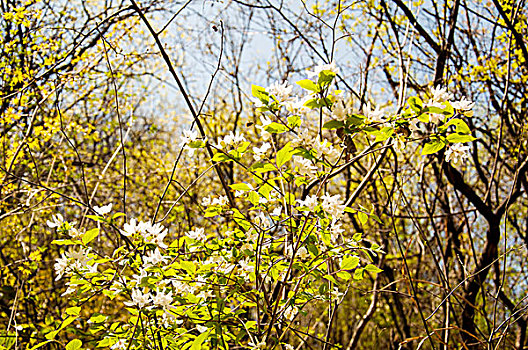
[129,0,235,207]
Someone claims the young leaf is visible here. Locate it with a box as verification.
[341,256,360,270]
[264,122,288,134]
[421,139,446,155]
[65,306,81,316]
[82,228,99,245]
[323,120,345,130]
[66,339,82,350]
[191,331,209,350]
[276,142,294,168]
[229,183,252,191]
[357,211,368,225]
[447,133,477,143]
[365,264,383,274]
[212,153,232,162]
[445,118,471,134]
[296,79,319,92]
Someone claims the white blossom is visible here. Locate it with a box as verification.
[270,206,282,217]
[253,142,272,161]
[47,214,64,228]
[239,259,254,273]
[202,196,212,206]
[307,61,339,78]
[180,129,199,145]
[297,195,318,211]
[110,339,127,350]
[152,290,173,309]
[93,203,112,216]
[65,246,92,268]
[408,118,421,137]
[248,340,267,350]
[364,102,385,124]
[284,96,310,114]
[283,305,299,321]
[313,139,340,159]
[144,222,168,248]
[68,227,83,239]
[293,157,317,177]
[196,324,209,333]
[211,196,229,206]
[187,227,206,241]
[144,248,168,267]
[216,131,246,149]
[297,246,310,260]
[121,218,139,237]
[451,97,475,111]
[445,143,470,164]
[332,99,350,121]
[430,86,453,103]
[267,81,293,101]
[124,289,151,309]
[291,128,312,148]
[256,115,272,140]
[54,254,69,280]
[240,242,253,252]
[321,193,345,220]
[172,279,191,295]
[330,223,345,243]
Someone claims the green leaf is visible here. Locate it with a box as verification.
[66,339,82,350]
[341,256,360,270]
[357,211,368,225]
[229,183,252,191]
[336,271,351,281]
[86,215,105,222]
[111,212,126,220]
[423,105,451,116]
[353,268,364,280]
[264,122,288,134]
[45,316,76,340]
[65,307,81,316]
[276,142,294,168]
[408,96,423,113]
[365,264,383,274]
[249,162,276,173]
[82,228,99,245]
[212,152,232,162]
[287,115,301,128]
[89,314,107,323]
[45,330,59,340]
[445,118,471,134]
[237,141,251,153]
[446,133,477,143]
[191,331,209,350]
[323,120,345,130]
[303,98,320,109]
[96,338,112,348]
[51,239,77,245]
[370,127,394,142]
[296,79,319,92]
[421,139,446,155]
[324,274,338,285]
[251,84,269,104]
[181,261,197,275]
[317,70,336,86]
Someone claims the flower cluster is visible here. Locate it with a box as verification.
[47,63,476,350]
